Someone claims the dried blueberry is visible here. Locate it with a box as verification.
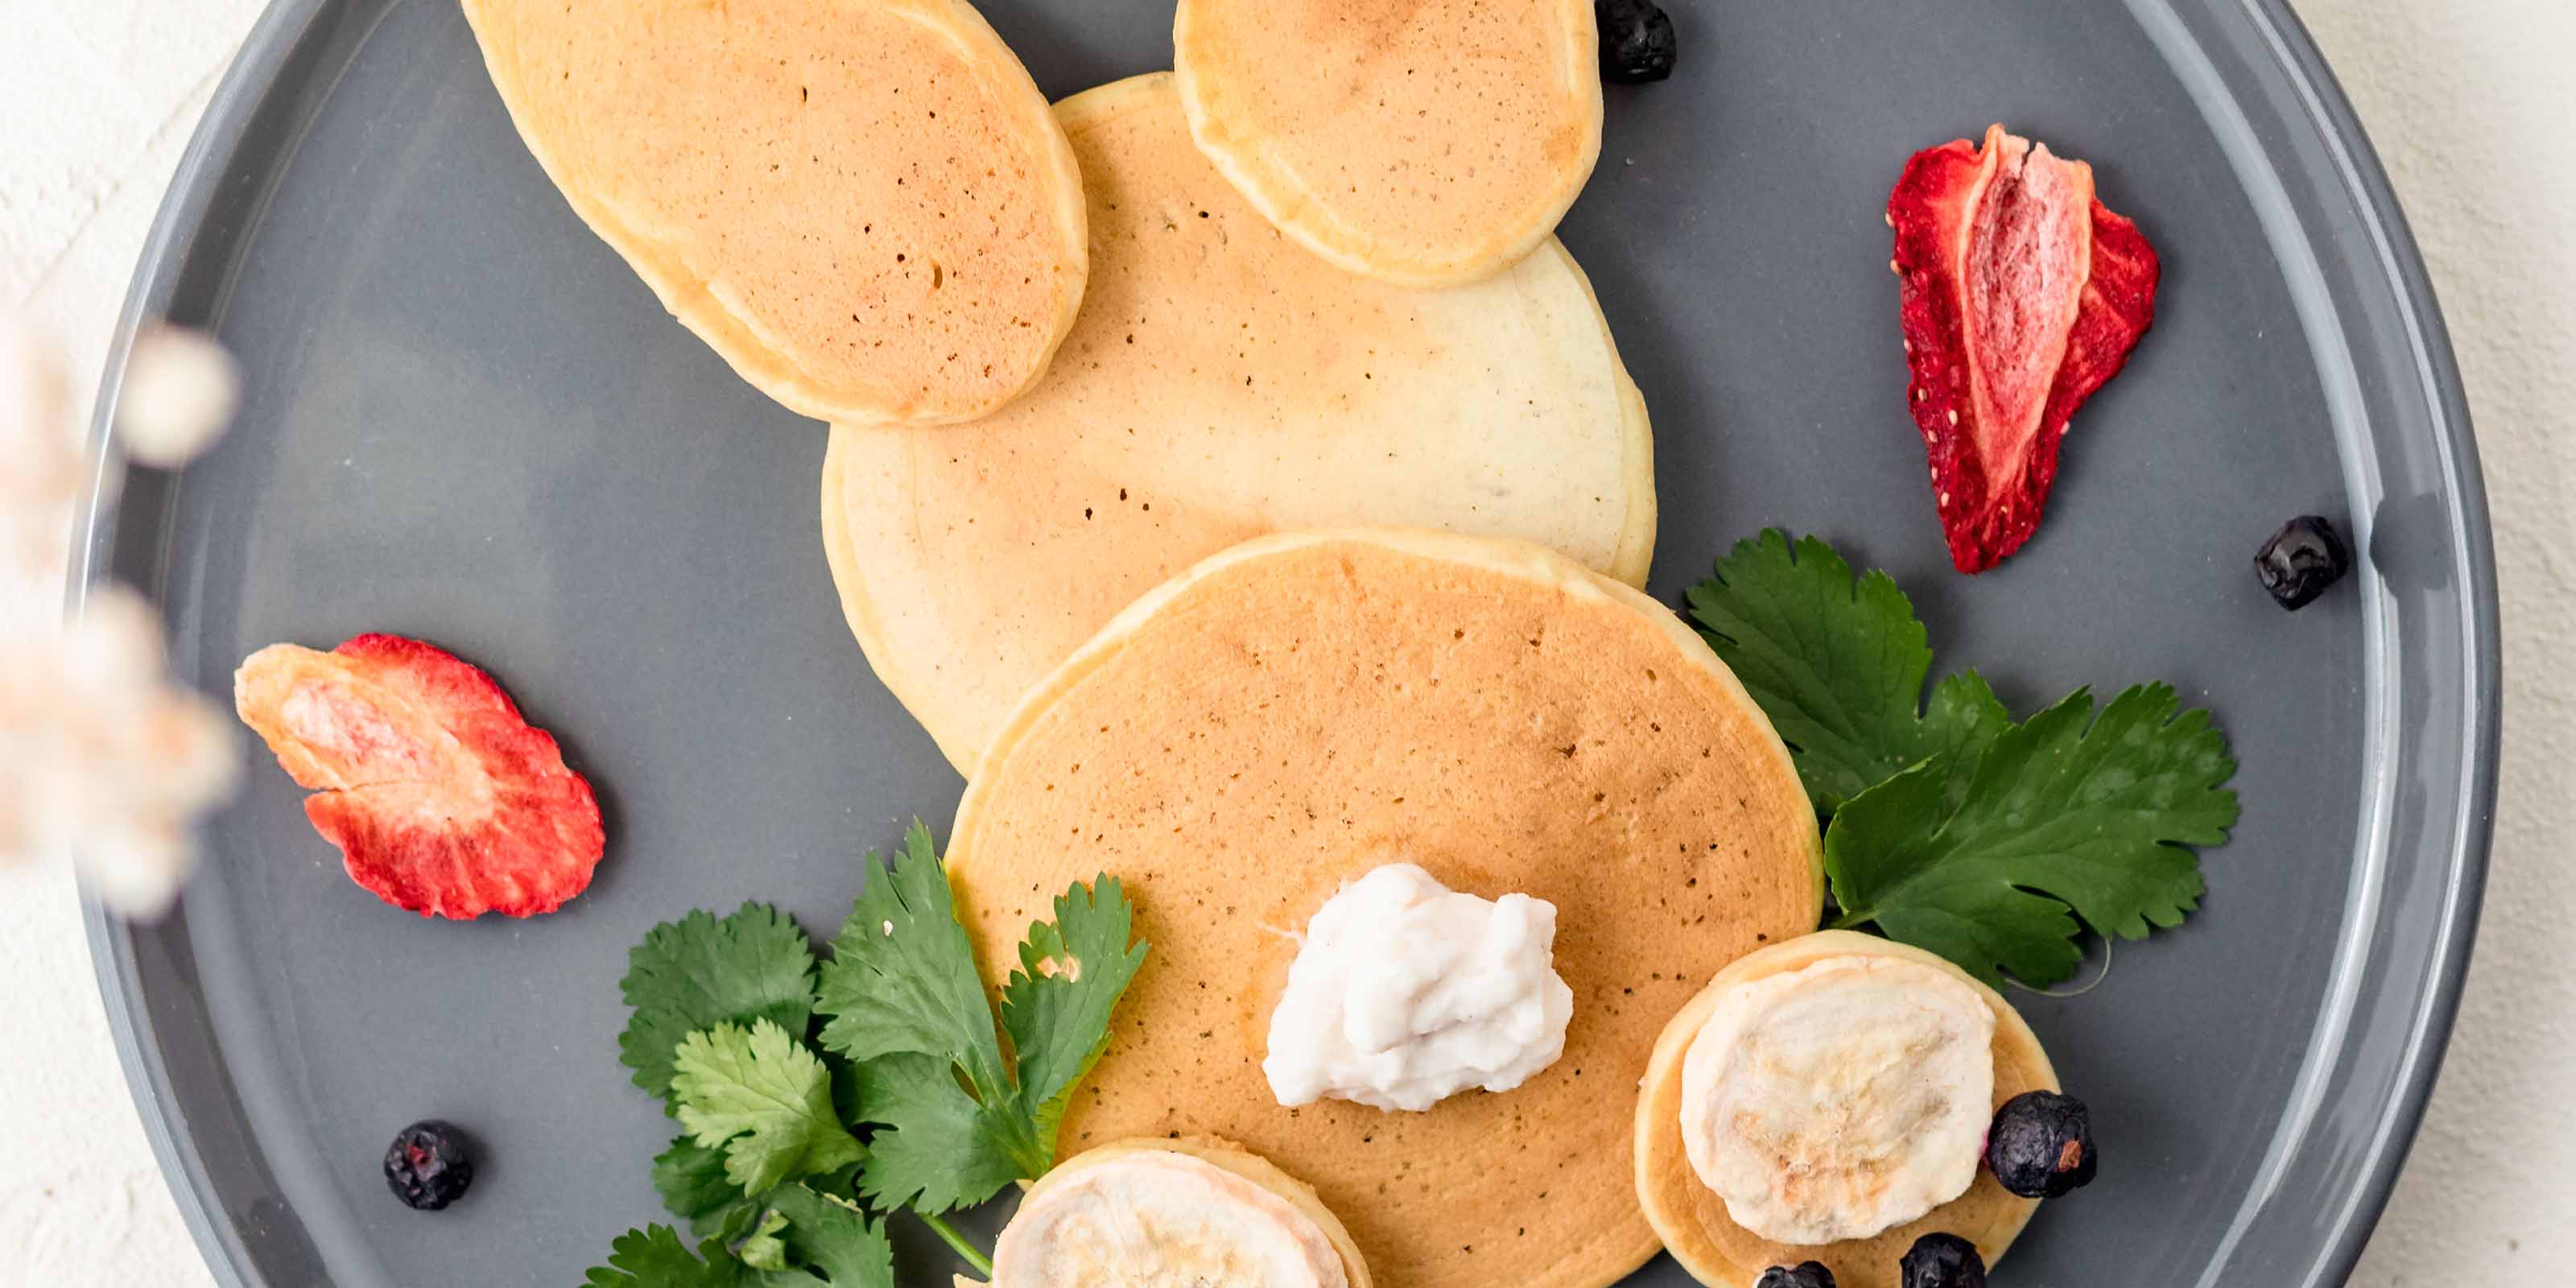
[2254,515,2349,610]
[384,1120,475,1211]
[1756,1261,1837,1288]
[1985,1089,2097,1198]
[1898,1232,1987,1288]
[1596,0,1677,83]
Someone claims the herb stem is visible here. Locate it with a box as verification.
[916,1211,995,1278]
[1828,908,1872,931]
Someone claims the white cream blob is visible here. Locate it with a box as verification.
[989,1149,1348,1288]
[1678,953,1996,1245]
[1263,862,1575,1113]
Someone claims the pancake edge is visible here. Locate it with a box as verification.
[460,0,1088,427]
[1632,930,2056,1286]
[1170,0,1604,287]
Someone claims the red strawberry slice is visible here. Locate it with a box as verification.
[234,634,604,919]
[1890,125,2161,573]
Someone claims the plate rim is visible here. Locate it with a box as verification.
[66,1,2500,1285]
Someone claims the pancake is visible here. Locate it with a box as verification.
[461,0,1086,425]
[822,74,1653,771]
[988,1137,1373,1287]
[947,530,1823,1288]
[1635,931,2058,1288]
[1173,0,1601,286]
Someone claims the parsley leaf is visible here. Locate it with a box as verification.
[673,1021,866,1195]
[621,904,819,1110]
[847,1051,1030,1212]
[734,1209,791,1273]
[1827,684,2240,986]
[1686,530,2008,812]
[815,824,1010,1091]
[815,824,1148,1212]
[651,1137,741,1236]
[1001,876,1149,1150]
[582,1224,752,1288]
[759,1184,896,1287]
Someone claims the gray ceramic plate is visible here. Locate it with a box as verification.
[76,0,2497,1284]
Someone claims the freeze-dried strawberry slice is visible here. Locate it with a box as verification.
[234,634,604,919]
[1890,125,2161,573]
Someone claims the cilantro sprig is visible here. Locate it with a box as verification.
[817,824,1147,1214]
[1690,530,2240,986]
[585,824,1147,1286]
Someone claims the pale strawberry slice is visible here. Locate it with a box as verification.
[234,634,604,919]
[1890,125,2161,573]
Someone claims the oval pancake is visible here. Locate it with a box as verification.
[1173,0,1601,286]
[992,1137,1373,1288]
[822,74,1653,772]
[948,529,1823,1288]
[1635,931,2058,1288]
[461,0,1085,425]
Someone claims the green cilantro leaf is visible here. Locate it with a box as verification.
[1827,683,2240,986]
[652,1137,741,1236]
[815,824,1009,1091]
[759,1184,897,1288]
[815,825,1148,1213]
[582,1224,752,1288]
[846,1052,1032,1212]
[1001,876,1150,1149]
[673,1021,866,1195]
[1686,530,2008,812]
[733,1209,791,1273]
[621,904,819,1110]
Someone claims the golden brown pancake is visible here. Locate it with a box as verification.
[948,530,1822,1288]
[1174,0,1602,286]
[1635,931,2058,1288]
[822,74,1653,772]
[461,0,1085,425]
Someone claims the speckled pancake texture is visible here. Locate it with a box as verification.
[461,0,1086,425]
[1635,931,2058,1288]
[1174,0,1602,285]
[822,75,1652,772]
[948,530,1822,1288]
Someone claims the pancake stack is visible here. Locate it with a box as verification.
[821,75,1652,770]
[471,7,1853,1286]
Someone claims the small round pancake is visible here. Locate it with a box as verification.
[461,0,1085,425]
[1635,931,2058,1288]
[948,530,1823,1288]
[994,1137,1373,1288]
[823,74,1653,772]
[1173,0,1602,286]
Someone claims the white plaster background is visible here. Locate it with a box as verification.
[0,0,2566,1282]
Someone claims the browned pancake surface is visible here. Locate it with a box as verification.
[951,530,1820,1288]
[464,0,1085,423]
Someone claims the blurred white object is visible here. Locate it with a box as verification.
[2,316,240,916]
[115,324,239,469]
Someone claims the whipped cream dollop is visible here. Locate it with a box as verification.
[1263,862,1575,1113]
[1679,953,1996,1245]
[989,1148,1348,1288]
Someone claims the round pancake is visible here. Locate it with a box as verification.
[1000,1137,1374,1288]
[1173,0,1601,286]
[822,74,1653,772]
[948,529,1823,1288]
[461,0,1085,425]
[1635,931,2058,1288]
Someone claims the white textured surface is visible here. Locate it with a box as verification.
[0,0,2567,1282]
